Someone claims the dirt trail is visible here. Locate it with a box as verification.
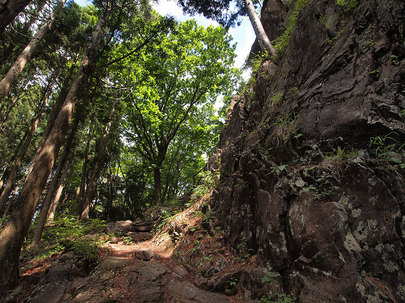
[20,224,231,303]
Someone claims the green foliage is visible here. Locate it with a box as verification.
[336,0,358,11]
[369,133,398,158]
[272,112,297,127]
[66,240,99,261]
[302,170,336,200]
[0,0,239,226]
[261,272,280,283]
[118,19,239,204]
[122,236,134,245]
[391,55,399,65]
[251,51,270,73]
[192,171,216,198]
[228,277,238,287]
[278,165,287,172]
[154,208,179,231]
[369,133,404,169]
[26,216,105,261]
[271,112,298,144]
[270,92,283,104]
[319,13,337,29]
[260,272,295,303]
[323,146,358,164]
[199,255,213,267]
[236,236,255,259]
[273,0,310,55]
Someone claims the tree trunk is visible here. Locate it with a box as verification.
[0,95,20,129]
[0,78,53,213]
[0,0,65,104]
[106,168,114,219]
[243,0,275,55]
[32,158,72,245]
[31,118,78,247]
[0,0,47,67]
[80,97,117,220]
[0,7,109,289]
[76,121,93,217]
[80,161,99,220]
[0,80,29,129]
[26,56,79,177]
[153,165,162,204]
[46,161,71,224]
[0,0,32,34]
[1,185,18,223]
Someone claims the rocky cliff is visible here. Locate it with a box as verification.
[211,0,405,301]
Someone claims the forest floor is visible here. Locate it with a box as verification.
[2,194,283,302]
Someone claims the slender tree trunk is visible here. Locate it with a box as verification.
[0,130,26,186]
[31,118,79,247]
[0,0,65,104]
[1,185,18,223]
[0,95,20,129]
[243,0,275,55]
[80,160,99,220]
[0,7,109,289]
[80,97,117,220]
[32,159,72,245]
[153,165,162,204]
[0,80,29,129]
[0,0,32,34]
[26,57,79,177]
[0,0,47,67]
[47,160,71,224]
[106,168,114,219]
[77,119,93,216]
[0,78,53,213]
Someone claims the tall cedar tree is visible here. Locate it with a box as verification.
[0,3,111,289]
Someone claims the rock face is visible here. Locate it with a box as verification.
[212,0,405,302]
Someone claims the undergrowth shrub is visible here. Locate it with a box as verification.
[273,0,311,56]
[336,0,358,11]
[25,216,106,262]
[192,171,216,199]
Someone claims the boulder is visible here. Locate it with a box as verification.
[106,220,134,234]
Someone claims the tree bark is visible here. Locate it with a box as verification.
[80,97,117,220]
[0,0,32,34]
[0,0,65,104]
[0,0,47,67]
[0,79,29,129]
[31,118,79,247]
[76,119,93,218]
[32,159,72,245]
[153,165,162,204]
[243,0,275,55]
[0,77,54,213]
[0,7,109,289]
[26,56,79,177]
[46,161,72,224]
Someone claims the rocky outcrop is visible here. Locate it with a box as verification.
[212,0,405,302]
[21,249,231,302]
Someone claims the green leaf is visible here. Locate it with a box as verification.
[278,165,287,172]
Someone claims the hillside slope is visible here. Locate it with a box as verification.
[210,0,405,301]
